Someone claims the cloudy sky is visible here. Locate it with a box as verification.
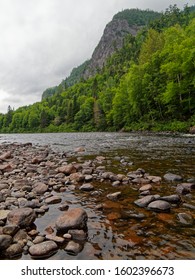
[0,0,194,113]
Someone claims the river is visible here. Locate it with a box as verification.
[0,132,195,259]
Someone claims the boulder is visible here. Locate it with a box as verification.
[147,200,171,212]
[29,241,58,258]
[7,208,36,227]
[56,208,88,232]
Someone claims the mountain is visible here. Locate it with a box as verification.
[42,8,161,99]
[1,5,194,133]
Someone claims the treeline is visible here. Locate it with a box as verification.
[0,5,194,133]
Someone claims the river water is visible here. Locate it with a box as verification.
[0,132,195,259]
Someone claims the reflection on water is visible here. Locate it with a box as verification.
[0,132,195,259]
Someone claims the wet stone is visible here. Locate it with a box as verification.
[5,243,23,258]
[56,208,88,232]
[7,208,36,227]
[68,229,87,241]
[2,225,19,236]
[29,241,58,258]
[65,240,82,255]
[45,196,62,204]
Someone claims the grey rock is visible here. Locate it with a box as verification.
[134,195,159,208]
[164,173,182,182]
[147,200,171,212]
[159,194,181,203]
[176,184,191,195]
[182,203,195,210]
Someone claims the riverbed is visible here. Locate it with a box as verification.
[0,132,195,259]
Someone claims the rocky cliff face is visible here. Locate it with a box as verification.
[83,19,140,79]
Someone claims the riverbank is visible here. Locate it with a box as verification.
[0,142,195,259]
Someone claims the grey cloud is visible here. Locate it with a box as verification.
[0,0,194,113]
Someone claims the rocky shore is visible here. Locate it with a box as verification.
[0,142,194,259]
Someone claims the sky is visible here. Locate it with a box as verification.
[0,0,194,114]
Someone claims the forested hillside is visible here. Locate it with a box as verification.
[0,5,194,133]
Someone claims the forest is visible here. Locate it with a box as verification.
[0,5,194,133]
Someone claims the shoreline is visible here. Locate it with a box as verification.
[0,142,195,260]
